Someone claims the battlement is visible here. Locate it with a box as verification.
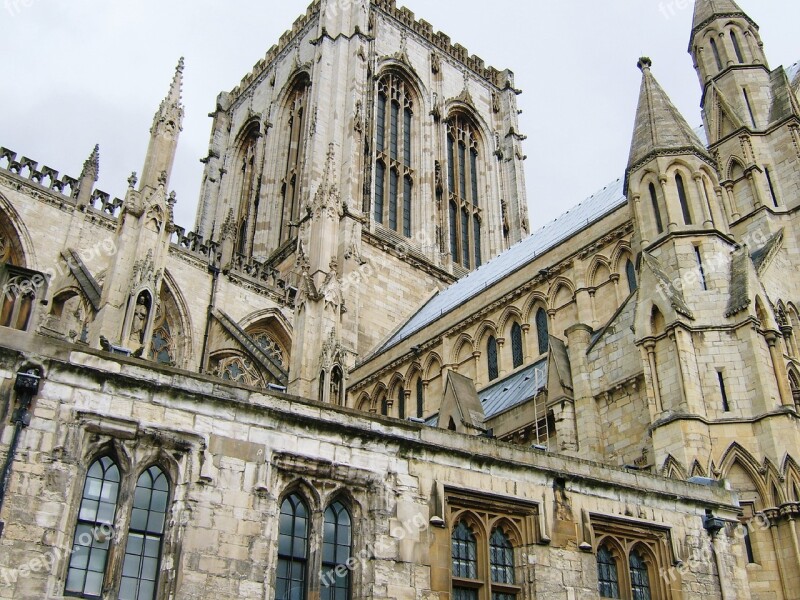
[228,0,513,103]
[0,146,123,219]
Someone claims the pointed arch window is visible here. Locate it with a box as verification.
[597,545,621,599]
[629,550,652,600]
[626,259,638,294]
[235,131,260,256]
[397,385,406,419]
[416,377,424,418]
[447,114,482,269]
[66,456,121,596]
[675,173,692,225]
[730,30,744,63]
[449,201,458,263]
[536,309,549,356]
[375,73,414,237]
[322,501,352,600]
[490,528,515,586]
[119,466,169,600]
[511,323,524,369]
[649,183,664,234]
[281,77,311,243]
[487,336,499,382]
[380,394,389,417]
[452,521,479,600]
[276,494,309,600]
[710,37,723,71]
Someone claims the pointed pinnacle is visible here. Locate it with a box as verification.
[167,57,185,106]
[81,144,100,182]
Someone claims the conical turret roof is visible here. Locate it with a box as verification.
[625,58,711,191]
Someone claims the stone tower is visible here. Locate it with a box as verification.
[190,0,530,399]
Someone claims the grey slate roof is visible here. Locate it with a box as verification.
[479,359,548,420]
[377,178,627,354]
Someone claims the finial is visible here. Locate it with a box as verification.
[638,57,653,72]
[81,144,100,182]
[167,57,185,105]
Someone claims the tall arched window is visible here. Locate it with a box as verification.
[397,385,406,419]
[322,501,352,600]
[648,183,664,234]
[375,73,414,236]
[416,377,424,418]
[65,457,121,596]
[710,37,723,71]
[235,131,260,256]
[490,528,515,587]
[276,494,309,600]
[119,466,170,600]
[280,76,311,243]
[626,259,638,294]
[380,394,388,417]
[487,336,499,382]
[536,309,549,356]
[447,114,482,269]
[452,521,478,599]
[675,173,692,225]
[597,545,621,599]
[629,550,652,600]
[511,323,524,369]
[730,30,745,63]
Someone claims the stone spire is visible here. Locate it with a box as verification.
[625,58,711,191]
[80,144,100,183]
[691,0,752,37]
[140,57,185,190]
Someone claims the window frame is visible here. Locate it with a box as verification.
[446,113,483,270]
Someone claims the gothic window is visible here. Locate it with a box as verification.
[730,30,745,63]
[416,377,424,418]
[487,336,499,382]
[0,214,25,267]
[452,521,478,600]
[710,37,723,71]
[511,323,524,369]
[213,354,266,388]
[447,114,482,269]
[276,494,309,600]
[280,76,311,243]
[0,275,36,331]
[150,322,173,366]
[597,545,621,599]
[330,366,344,406]
[626,259,638,294]
[374,73,414,237]
[648,183,664,234]
[119,466,169,600]
[490,528,516,599]
[789,370,800,409]
[322,501,352,600]
[675,174,692,225]
[629,550,652,600]
[536,309,549,356]
[235,131,260,256]
[397,385,406,419]
[379,393,389,417]
[66,457,121,596]
[253,332,286,368]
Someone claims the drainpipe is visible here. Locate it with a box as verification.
[0,368,42,537]
[704,511,732,600]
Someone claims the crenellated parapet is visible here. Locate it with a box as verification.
[0,146,124,219]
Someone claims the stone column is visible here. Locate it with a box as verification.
[766,332,793,406]
[496,338,506,376]
[643,340,663,413]
[725,184,739,220]
[660,175,680,233]
[693,173,714,229]
[520,324,531,362]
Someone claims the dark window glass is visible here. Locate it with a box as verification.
[374,162,385,224]
[390,101,399,161]
[461,208,470,268]
[380,396,388,417]
[470,150,479,207]
[321,502,352,600]
[119,466,169,600]
[403,108,412,167]
[487,336,499,382]
[389,169,399,231]
[403,176,412,238]
[416,378,424,418]
[447,136,456,193]
[765,168,779,207]
[597,545,621,599]
[449,201,458,263]
[377,94,386,152]
[626,259,638,294]
[730,31,744,63]
[458,142,467,198]
[65,457,120,597]
[536,309,549,355]
[649,183,664,234]
[511,323,524,368]
[629,550,652,600]
[710,38,723,70]
[397,386,405,419]
[451,521,478,579]
[276,494,309,600]
[489,528,515,584]
[676,174,692,225]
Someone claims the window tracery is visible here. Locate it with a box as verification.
[447,114,482,269]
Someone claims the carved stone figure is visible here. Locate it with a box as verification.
[129,294,149,346]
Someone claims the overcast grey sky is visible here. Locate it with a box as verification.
[1,1,797,234]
